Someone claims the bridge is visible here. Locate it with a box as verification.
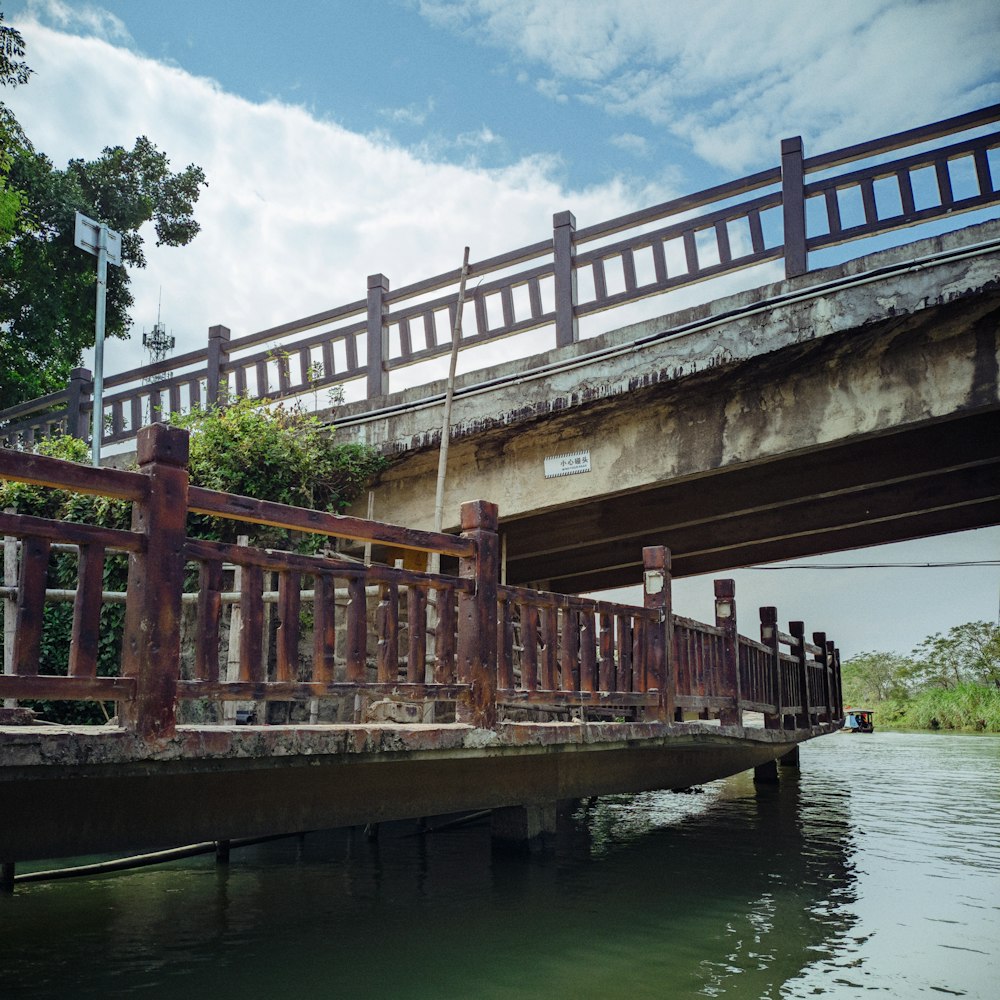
[1,427,841,881]
[2,105,999,879]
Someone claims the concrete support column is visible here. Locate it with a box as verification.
[491,803,556,850]
[753,759,780,784]
[779,745,800,768]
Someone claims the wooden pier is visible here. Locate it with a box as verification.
[1,426,842,867]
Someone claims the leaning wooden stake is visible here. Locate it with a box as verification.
[430,246,471,555]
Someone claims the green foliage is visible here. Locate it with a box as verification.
[2,405,386,722]
[0,16,207,408]
[878,683,1000,733]
[172,394,387,546]
[841,650,915,706]
[911,621,1000,690]
[0,12,31,88]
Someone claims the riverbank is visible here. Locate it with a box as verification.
[871,683,1000,733]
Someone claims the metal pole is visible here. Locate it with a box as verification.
[90,223,108,466]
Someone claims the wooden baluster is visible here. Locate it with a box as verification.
[194,560,223,683]
[407,583,427,684]
[276,570,301,683]
[345,575,367,683]
[579,607,597,694]
[376,581,399,683]
[813,630,831,724]
[497,593,514,690]
[12,537,49,676]
[598,610,615,692]
[312,572,337,684]
[559,604,580,692]
[790,621,810,729]
[541,604,558,690]
[68,543,104,678]
[617,613,633,691]
[434,585,455,683]
[239,563,264,684]
[522,603,538,691]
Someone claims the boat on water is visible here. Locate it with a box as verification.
[844,708,874,733]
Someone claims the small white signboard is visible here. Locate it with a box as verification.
[544,449,591,479]
[74,211,122,266]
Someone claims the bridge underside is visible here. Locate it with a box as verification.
[505,399,1000,593]
[350,227,1000,593]
[1,721,830,862]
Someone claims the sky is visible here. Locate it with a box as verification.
[2,0,999,658]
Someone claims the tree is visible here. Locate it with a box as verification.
[841,650,915,705]
[0,15,207,409]
[911,621,1000,691]
[0,12,30,242]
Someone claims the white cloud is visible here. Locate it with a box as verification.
[609,132,649,157]
[419,0,1000,172]
[379,98,436,126]
[25,0,131,43]
[2,22,639,384]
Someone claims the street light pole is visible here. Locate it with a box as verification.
[91,223,109,467]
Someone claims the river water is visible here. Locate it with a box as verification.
[4,731,999,999]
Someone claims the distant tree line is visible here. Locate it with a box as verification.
[843,621,1000,732]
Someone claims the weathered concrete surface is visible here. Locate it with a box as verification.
[332,221,1000,589]
[0,719,836,861]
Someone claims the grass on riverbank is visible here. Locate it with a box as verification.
[873,683,1000,733]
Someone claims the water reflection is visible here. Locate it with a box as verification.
[4,733,998,999]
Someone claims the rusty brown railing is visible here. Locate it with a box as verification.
[0,426,841,735]
[3,105,998,450]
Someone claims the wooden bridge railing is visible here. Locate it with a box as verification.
[0,426,841,736]
[3,104,998,449]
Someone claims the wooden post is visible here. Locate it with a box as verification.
[366,273,390,398]
[456,500,499,728]
[206,325,231,408]
[760,606,781,730]
[830,643,844,720]
[119,424,189,739]
[642,546,672,722]
[714,579,741,726]
[553,211,578,347]
[789,620,811,729]
[781,136,807,278]
[66,367,92,439]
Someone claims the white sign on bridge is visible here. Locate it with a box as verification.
[544,450,591,479]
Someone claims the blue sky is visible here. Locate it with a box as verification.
[2,0,999,654]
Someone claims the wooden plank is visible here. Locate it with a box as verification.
[175,680,470,701]
[12,537,50,675]
[497,688,658,709]
[616,613,632,691]
[599,610,615,691]
[187,487,475,558]
[0,451,146,501]
[68,544,105,678]
[0,674,136,700]
[0,513,142,553]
